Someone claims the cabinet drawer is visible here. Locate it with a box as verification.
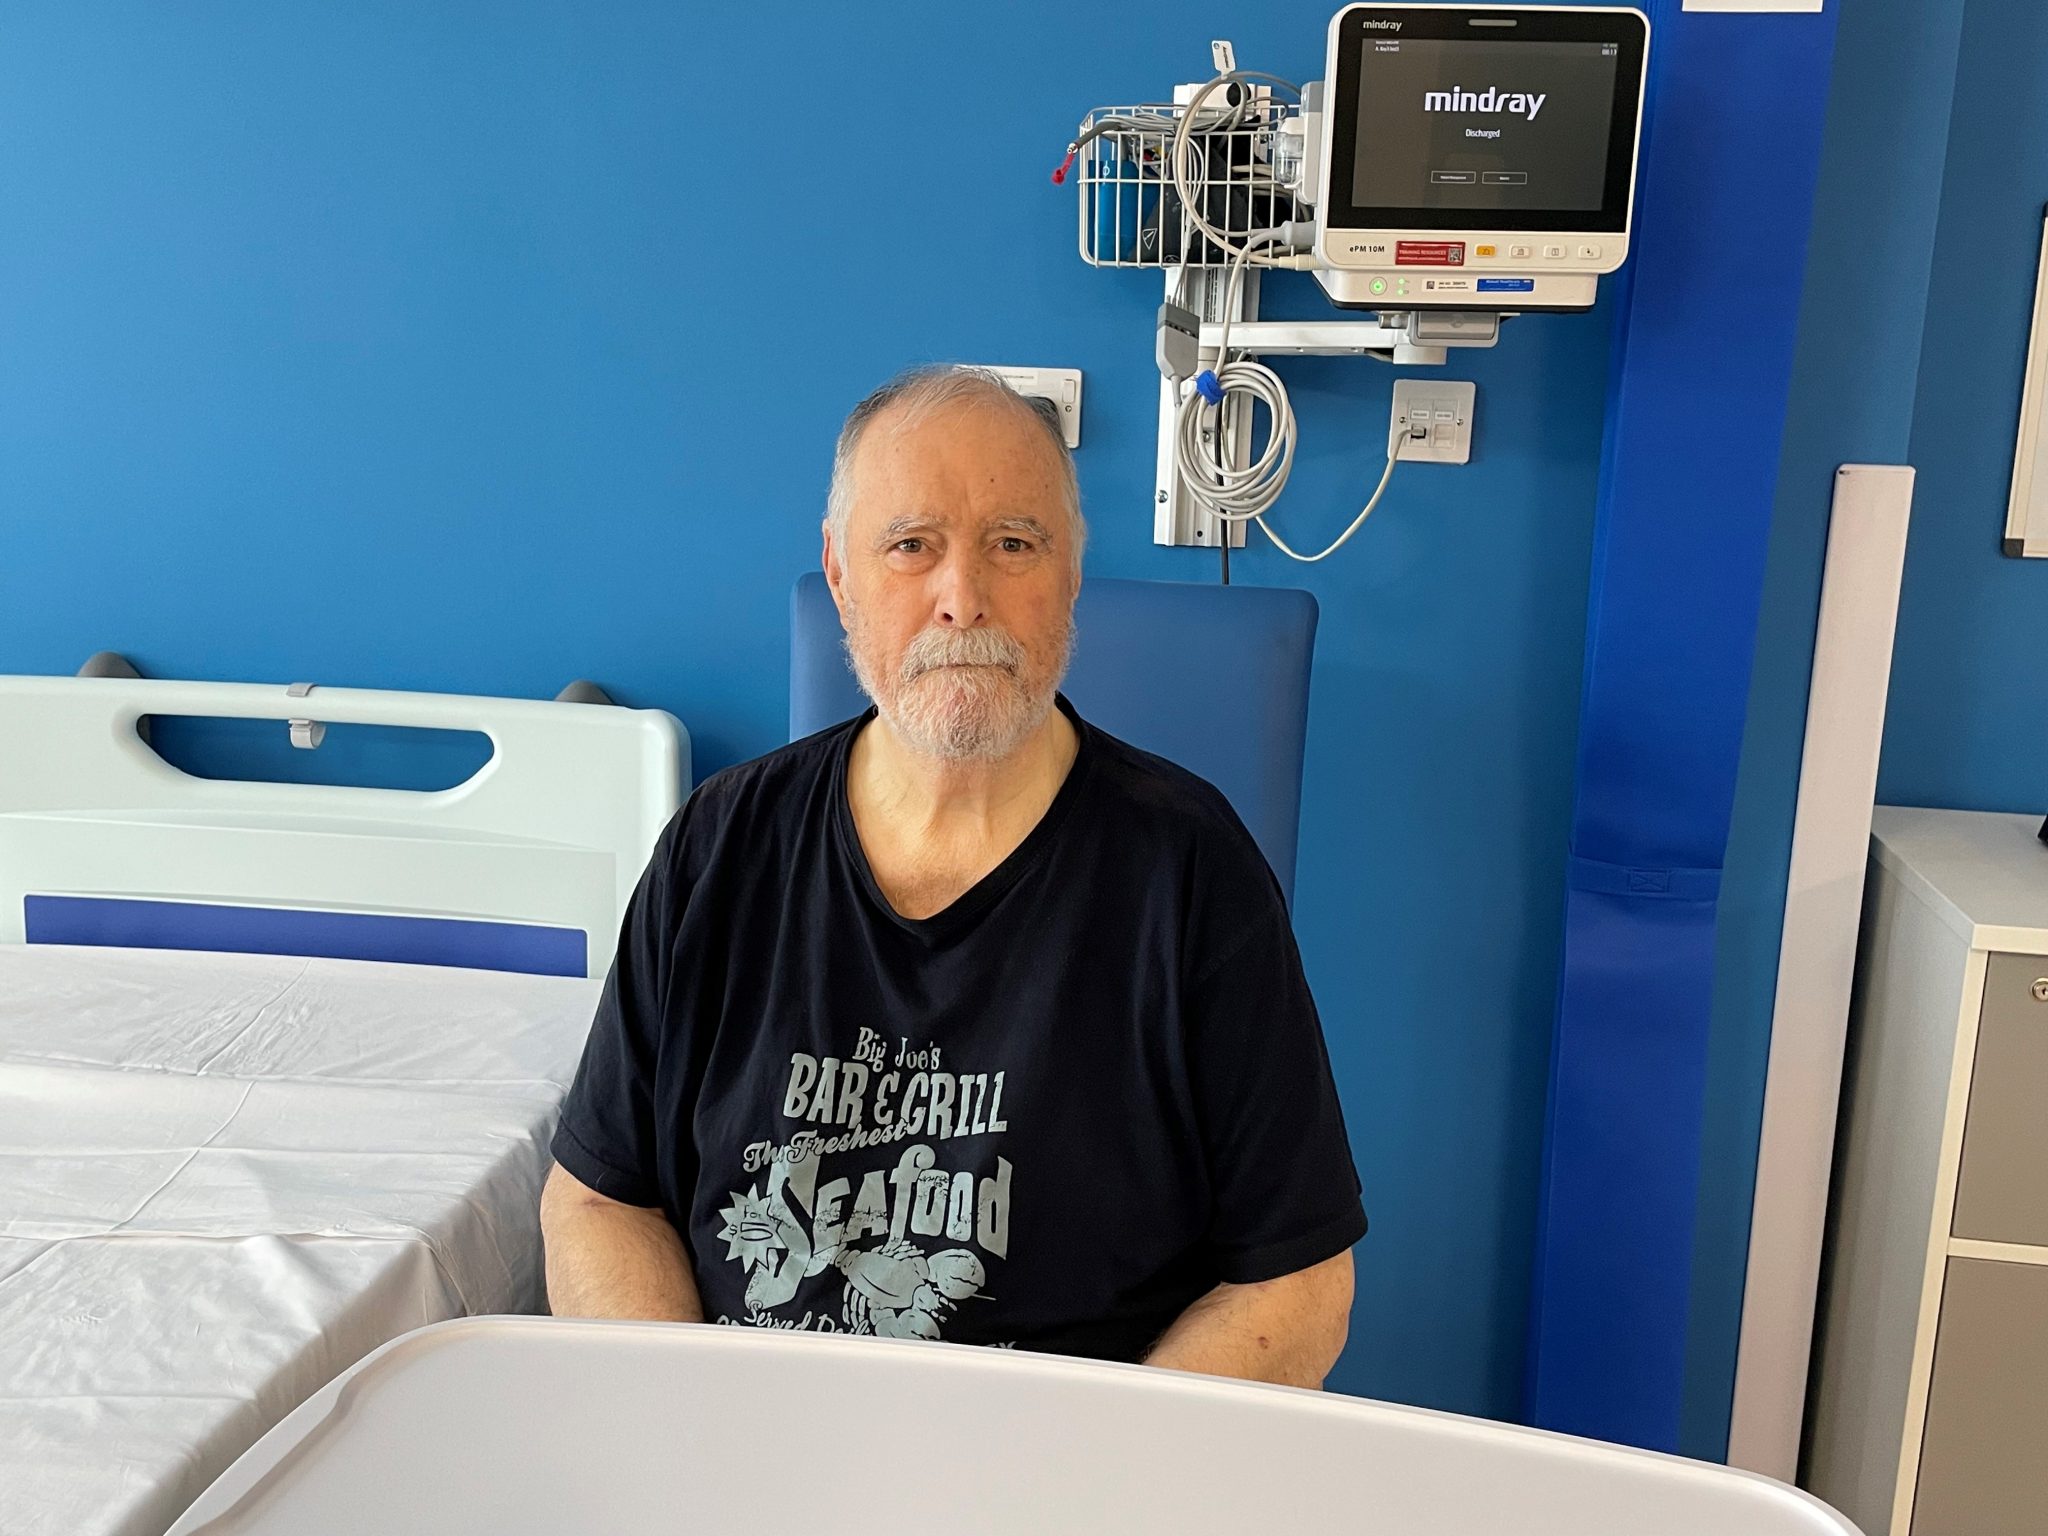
[1953,952,2048,1247]
[1911,1258,2048,1535]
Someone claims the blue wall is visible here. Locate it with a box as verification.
[0,0,1615,1416]
[1881,0,2048,808]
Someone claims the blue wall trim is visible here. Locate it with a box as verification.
[24,894,586,977]
[1525,0,1841,1451]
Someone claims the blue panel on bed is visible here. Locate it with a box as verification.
[23,895,587,977]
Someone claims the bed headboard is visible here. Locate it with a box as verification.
[0,675,688,979]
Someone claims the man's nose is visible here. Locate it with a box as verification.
[931,552,989,628]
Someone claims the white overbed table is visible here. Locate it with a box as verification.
[168,1316,1863,1535]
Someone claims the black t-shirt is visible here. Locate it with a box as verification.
[551,695,1365,1361]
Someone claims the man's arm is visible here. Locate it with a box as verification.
[1143,1250,1354,1389]
[540,1164,704,1322]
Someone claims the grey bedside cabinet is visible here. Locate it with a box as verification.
[1806,807,2048,1536]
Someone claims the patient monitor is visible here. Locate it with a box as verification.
[1314,4,1649,311]
[1063,4,1652,553]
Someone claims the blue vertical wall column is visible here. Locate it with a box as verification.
[1686,0,1968,1460]
[1525,1,1840,1450]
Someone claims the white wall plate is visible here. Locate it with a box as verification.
[1391,380,1476,465]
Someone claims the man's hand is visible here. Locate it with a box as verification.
[1143,1250,1354,1389]
[540,1164,705,1322]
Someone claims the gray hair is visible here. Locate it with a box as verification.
[825,365,1086,564]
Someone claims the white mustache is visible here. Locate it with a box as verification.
[899,626,1025,684]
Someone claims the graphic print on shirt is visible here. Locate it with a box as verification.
[713,1026,1012,1340]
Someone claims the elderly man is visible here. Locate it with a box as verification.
[541,366,1363,1386]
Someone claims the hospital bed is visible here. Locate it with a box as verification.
[0,672,686,1536]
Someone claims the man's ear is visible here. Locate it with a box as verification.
[822,522,849,624]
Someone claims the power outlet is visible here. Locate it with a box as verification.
[1390,380,1476,465]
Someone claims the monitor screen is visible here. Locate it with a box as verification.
[1350,37,1621,214]
[1320,7,1648,237]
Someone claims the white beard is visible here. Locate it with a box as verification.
[843,608,1073,762]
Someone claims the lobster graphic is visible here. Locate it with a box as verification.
[834,1240,987,1340]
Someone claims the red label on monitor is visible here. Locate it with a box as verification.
[1395,242,1466,266]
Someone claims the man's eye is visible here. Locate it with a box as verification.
[998,538,1031,554]
[894,538,925,554]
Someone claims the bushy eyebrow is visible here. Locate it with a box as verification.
[990,516,1055,543]
[872,513,1057,548]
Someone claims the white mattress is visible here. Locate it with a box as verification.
[0,944,603,1536]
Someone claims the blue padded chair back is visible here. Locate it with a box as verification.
[789,573,1318,905]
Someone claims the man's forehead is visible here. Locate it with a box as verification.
[847,405,1067,521]
[864,402,1055,466]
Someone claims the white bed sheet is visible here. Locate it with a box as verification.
[0,944,603,1536]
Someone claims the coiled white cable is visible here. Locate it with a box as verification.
[1175,354,1297,521]
[1174,237,1406,563]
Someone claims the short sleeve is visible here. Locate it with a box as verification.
[549,811,685,1209]
[1187,881,1367,1286]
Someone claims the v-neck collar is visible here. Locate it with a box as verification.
[831,693,1094,942]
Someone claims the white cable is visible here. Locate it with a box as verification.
[1173,237,1409,563]
[1178,383,1407,562]
[1167,74,1319,271]
[1253,428,1406,563]
[1175,355,1297,521]
[1173,236,1294,521]
[1154,66,1407,563]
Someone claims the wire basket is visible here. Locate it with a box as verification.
[1074,93,1307,269]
